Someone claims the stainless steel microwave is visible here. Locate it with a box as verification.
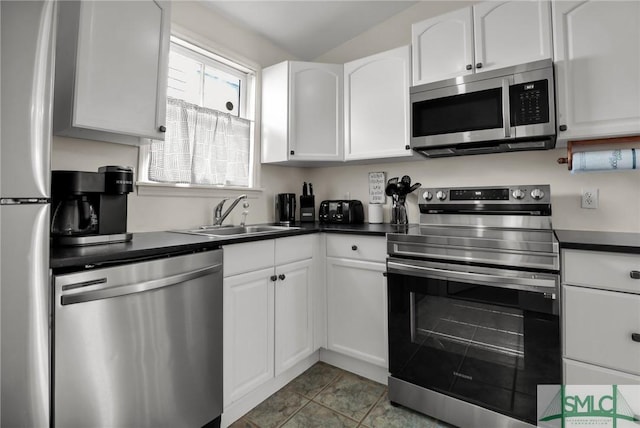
[410,59,556,158]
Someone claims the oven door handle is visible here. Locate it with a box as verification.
[387,260,557,298]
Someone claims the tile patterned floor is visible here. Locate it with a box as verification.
[230,362,454,428]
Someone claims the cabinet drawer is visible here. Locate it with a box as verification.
[563,249,640,294]
[275,235,314,265]
[564,358,640,385]
[326,234,386,263]
[224,240,275,277]
[564,285,640,375]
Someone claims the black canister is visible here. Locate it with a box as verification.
[275,193,296,225]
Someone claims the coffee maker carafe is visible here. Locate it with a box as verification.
[51,166,133,246]
[275,193,296,225]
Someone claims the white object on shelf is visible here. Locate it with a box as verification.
[368,204,383,224]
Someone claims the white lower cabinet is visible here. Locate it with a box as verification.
[562,248,640,386]
[325,235,388,368]
[223,236,314,407]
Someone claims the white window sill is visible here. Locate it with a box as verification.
[136,181,263,198]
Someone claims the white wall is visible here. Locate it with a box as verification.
[305,147,640,232]
[52,1,309,232]
[308,1,640,233]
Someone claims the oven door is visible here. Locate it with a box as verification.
[387,257,561,425]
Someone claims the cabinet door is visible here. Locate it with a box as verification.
[73,0,169,140]
[553,1,640,142]
[326,258,387,367]
[223,268,275,405]
[473,1,551,72]
[411,7,474,85]
[564,358,640,385]
[289,63,343,161]
[344,45,412,161]
[564,285,640,376]
[274,258,313,376]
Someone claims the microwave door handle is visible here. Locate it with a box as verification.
[502,77,513,138]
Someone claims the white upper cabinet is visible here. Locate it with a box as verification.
[54,0,170,145]
[473,1,552,72]
[553,1,640,143]
[412,1,552,85]
[344,45,413,161]
[261,61,343,164]
[412,7,474,85]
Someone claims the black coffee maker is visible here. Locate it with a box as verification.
[51,166,133,246]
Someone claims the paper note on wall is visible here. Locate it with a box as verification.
[369,172,386,204]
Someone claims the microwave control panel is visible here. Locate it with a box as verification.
[509,79,549,126]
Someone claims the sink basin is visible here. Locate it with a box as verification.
[174,225,301,238]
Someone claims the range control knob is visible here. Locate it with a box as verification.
[436,190,447,201]
[512,189,525,200]
[422,191,433,201]
[530,188,545,200]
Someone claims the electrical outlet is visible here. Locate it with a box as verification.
[581,188,599,209]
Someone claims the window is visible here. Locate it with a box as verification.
[141,36,256,189]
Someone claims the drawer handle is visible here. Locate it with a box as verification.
[632,333,640,343]
[351,245,358,251]
[631,270,640,279]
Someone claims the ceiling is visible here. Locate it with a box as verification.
[202,1,418,60]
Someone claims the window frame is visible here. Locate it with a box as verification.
[137,30,262,197]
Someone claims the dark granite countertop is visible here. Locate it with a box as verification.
[51,222,408,270]
[555,229,640,254]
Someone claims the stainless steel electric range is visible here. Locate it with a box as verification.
[386,185,561,428]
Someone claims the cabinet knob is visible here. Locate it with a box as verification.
[631,270,640,279]
[466,64,472,71]
[559,125,568,132]
[270,275,277,282]
[351,245,358,251]
[158,125,167,133]
[475,62,483,69]
[632,333,640,343]
[278,274,286,281]
[290,150,295,155]
[405,145,411,150]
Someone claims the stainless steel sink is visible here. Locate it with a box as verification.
[173,225,301,238]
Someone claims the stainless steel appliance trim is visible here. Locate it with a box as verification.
[418,214,552,229]
[387,242,559,271]
[502,77,513,138]
[387,258,559,297]
[52,232,133,246]
[60,263,222,305]
[387,376,535,428]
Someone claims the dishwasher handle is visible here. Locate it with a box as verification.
[60,263,222,306]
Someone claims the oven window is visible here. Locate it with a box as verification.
[412,88,503,137]
[388,273,561,424]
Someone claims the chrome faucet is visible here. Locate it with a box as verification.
[213,194,247,226]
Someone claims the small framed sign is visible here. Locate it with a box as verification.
[368,172,386,204]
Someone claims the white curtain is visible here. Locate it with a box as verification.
[149,97,250,186]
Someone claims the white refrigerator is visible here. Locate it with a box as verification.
[0,1,57,426]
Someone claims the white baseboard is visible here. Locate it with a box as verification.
[319,348,389,385]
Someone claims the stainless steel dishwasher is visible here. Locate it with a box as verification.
[53,248,223,428]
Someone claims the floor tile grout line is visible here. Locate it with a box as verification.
[356,386,388,426]
[304,397,363,426]
[274,395,315,428]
